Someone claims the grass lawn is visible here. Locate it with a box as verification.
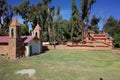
[0,50,120,80]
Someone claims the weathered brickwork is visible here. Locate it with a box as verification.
[8,38,24,59]
[0,45,9,55]
[0,18,42,59]
[7,18,24,59]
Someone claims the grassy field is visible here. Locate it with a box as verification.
[0,50,120,80]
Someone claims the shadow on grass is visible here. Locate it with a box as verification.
[99,78,103,80]
[41,46,49,53]
[29,46,49,57]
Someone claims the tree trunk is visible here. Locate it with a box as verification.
[82,29,84,41]
[71,23,74,41]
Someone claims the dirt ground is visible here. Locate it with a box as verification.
[112,48,120,54]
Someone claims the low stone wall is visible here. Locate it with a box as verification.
[44,45,112,50]
[0,45,9,55]
[66,42,112,47]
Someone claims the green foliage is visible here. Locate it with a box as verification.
[49,5,63,42]
[0,0,13,35]
[12,0,30,20]
[71,0,79,17]
[90,15,101,33]
[80,0,96,40]
[80,0,88,21]
[12,0,55,42]
[103,16,120,47]
[71,0,82,41]
[0,29,6,36]
[91,15,100,26]
[4,0,97,43]
[42,32,48,42]
[62,20,71,41]
[0,0,8,18]
[12,0,30,33]
[113,33,120,47]
[21,24,29,35]
[3,16,11,30]
[103,16,120,36]
[0,0,98,43]
[80,0,96,22]
[69,0,97,41]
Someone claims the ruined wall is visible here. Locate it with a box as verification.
[0,45,9,55]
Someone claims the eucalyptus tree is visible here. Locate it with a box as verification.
[53,5,63,42]
[103,16,120,37]
[12,0,53,37]
[71,0,82,41]
[21,24,29,35]
[47,6,55,43]
[36,0,54,42]
[103,16,120,47]
[0,0,13,35]
[62,20,71,41]
[12,0,30,35]
[0,0,8,24]
[80,0,96,40]
[90,15,101,33]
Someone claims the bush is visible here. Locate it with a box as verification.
[113,33,120,47]
[42,32,48,42]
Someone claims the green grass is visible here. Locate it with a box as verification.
[0,50,120,80]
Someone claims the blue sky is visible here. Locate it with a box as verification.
[7,0,120,30]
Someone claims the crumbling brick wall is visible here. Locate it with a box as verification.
[0,45,9,55]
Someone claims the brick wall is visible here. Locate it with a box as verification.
[0,45,9,55]
[44,45,112,50]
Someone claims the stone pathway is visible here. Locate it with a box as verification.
[15,69,36,77]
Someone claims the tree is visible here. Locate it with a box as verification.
[80,0,96,22]
[0,0,13,35]
[90,15,101,33]
[12,0,55,38]
[71,0,82,41]
[21,24,29,35]
[48,6,55,43]
[103,16,120,36]
[12,0,30,27]
[53,5,63,42]
[103,16,120,47]
[61,20,71,41]
[80,0,96,40]
[0,0,8,24]
[113,33,120,47]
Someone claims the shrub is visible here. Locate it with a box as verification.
[113,33,120,47]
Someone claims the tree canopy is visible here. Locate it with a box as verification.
[2,0,120,47]
[0,0,13,35]
[103,16,120,47]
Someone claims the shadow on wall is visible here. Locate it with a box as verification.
[29,46,49,56]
